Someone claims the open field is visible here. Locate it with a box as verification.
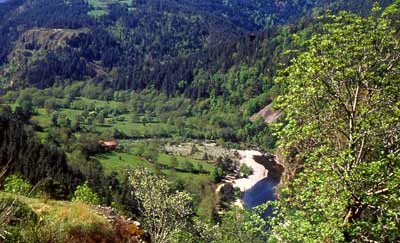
[96,144,217,219]
[17,97,178,139]
[2,97,220,219]
[97,147,216,188]
[87,0,134,16]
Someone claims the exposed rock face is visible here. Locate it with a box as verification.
[16,28,85,51]
[253,153,284,182]
[94,206,150,243]
[2,28,87,87]
[8,28,86,63]
[251,103,282,123]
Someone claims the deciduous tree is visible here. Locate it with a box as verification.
[129,168,193,243]
[271,7,400,242]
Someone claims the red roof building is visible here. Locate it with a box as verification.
[99,140,118,150]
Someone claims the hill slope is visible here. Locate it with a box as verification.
[0,193,146,242]
[0,0,394,92]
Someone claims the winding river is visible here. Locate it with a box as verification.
[233,150,282,208]
[242,177,278,208]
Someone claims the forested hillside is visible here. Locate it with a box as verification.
[0,0,399,242]
[0,0,393,94]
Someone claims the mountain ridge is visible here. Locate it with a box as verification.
[0,0,393,93]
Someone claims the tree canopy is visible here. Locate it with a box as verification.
[270,6,400,242]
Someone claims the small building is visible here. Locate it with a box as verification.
[99,140,118,150]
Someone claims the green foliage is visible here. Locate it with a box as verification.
[130,168,193,243]
[239,164,253,178]
[72,182,100,205]
[217,206,269,243]
[0,196,37,226]
[169,155,179,169]
[211,167,223,183]
[135,142,160,162]
[271,9,400,242]
[172,206,269,243]
[0,107,85,199]
[3,221,64,243]
[182,161,195,173]
[1,1,399,242]
[3,175,32,196]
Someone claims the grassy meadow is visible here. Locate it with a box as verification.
[1,90,225,220]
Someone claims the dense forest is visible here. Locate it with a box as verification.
[0,0,399,242]
[0,0,394,94]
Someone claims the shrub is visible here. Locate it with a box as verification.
[190,144,199,155]
[3,175,32,196]
[72,182,100,205]
[129,168,193,243]
[239,164,254,178]
[212,167,223,183]
[0,196,37,226]
[182,161,194,172]
[5,221,64,243]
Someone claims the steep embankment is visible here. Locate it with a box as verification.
[251,103,282,123]
[0,193,147,242]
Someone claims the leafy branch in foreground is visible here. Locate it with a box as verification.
[129,168,193,243]
[271,6,400,242]
[171,204,269,243]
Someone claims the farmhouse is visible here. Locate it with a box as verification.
[99,140,118,150]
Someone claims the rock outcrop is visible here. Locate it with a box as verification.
[94,206,149,243]
[251,103,282,123]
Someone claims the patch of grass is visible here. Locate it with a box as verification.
[0,103,17,109]
[72,97,124,109]
[87,0,134,16]
[157,153,214,173]
[97,120,175,138]
[6,97,178,139]
[88,9,108,17]
[32,108,82,128]
[16,195,108,228]
[0,192,114,242]
[97,151,151,175]
[96,147,217,219]
[31,108,51,127]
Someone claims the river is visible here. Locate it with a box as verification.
[233,150,282,209]
[242,177,278,208]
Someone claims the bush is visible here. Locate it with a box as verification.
[4,221,64,243]
[3,175,32,196]
[141,143,159,162]
[129,168,193,243]
[219,183,235,209]
[239,164,254,178]
[0,196,37,226]
[182,161,194,172]
[72,182,100,205]
[212,167,223,183]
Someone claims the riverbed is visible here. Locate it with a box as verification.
[233,150,280,208]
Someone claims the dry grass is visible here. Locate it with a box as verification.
[0,193,119,242]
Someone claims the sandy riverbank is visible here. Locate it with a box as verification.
[233,150,268,192]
